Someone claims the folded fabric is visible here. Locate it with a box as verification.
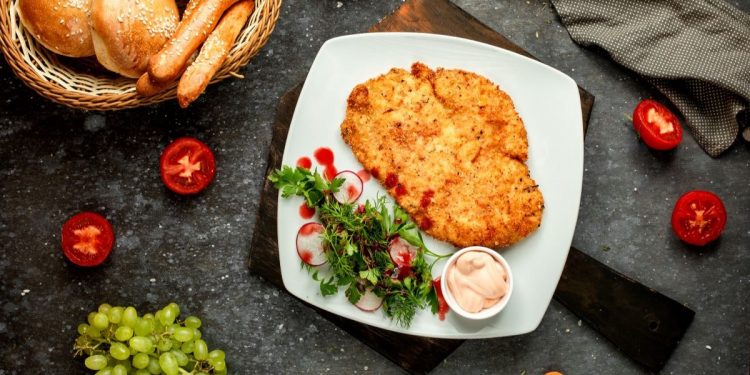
[551,0,750,156]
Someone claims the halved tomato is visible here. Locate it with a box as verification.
[160,137,216,195]
[633,99,683,150]
[671,191,727,246]
[61,212,114,267]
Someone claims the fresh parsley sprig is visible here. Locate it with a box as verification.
[268,165,343,208]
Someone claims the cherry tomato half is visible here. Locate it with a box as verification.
[633,99,683,150]
[160,137,216,195]
[61,212,114,267]
[671,191,727,246]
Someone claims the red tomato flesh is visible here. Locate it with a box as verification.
[633,99,683,150]
[61,212,114,267]
[671,190,727,246]
[160,137,216,195]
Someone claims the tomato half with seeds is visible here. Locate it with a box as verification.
[633,99,683,150]
[61,212,114,267]
[671,191,727,246]
[160,137,216,195]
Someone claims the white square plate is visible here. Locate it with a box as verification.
[277,33,583,339]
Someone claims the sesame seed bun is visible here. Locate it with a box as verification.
[17,0,95,57]
[90,0,179,78]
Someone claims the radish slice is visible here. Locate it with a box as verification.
[332,170,363,204]
[354,288,384,312]
[389,237,418,268]
[296,222,327,266]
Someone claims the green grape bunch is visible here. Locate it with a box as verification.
[73,302,227,375]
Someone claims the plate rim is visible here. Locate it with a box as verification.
[277,32,584,339]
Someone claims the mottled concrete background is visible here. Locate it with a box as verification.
[1,1,748,374]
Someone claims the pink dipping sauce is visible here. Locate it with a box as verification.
[446,251,508,313]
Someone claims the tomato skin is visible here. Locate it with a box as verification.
[671,191,727,246]
[160,137,216,195]
[633,99,683,150]
[61,212,114,267]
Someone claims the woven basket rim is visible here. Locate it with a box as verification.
[0,0,282,110]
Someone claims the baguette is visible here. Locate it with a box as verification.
[148,0,240,83]
[177,0,254,107]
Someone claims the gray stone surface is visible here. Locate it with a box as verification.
[1,0,748,374]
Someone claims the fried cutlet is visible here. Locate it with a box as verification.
[341,62,544,248]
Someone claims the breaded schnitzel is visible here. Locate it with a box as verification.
[341,62,543,248]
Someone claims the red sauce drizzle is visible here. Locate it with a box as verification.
[420,190,435,209]
[313,147,334,166]
[324,165,338,181]
[420,217,434,230]
[299,250,313,264]
[357,169,371,183]
[395,184,407,197]
[385,173,398,189]
[299,203,315,219]
[296,157,312,169]
[433,277,450,321]
[370,168,380,179]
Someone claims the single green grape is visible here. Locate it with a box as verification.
[184,316,201,329]
[85,355,108,370]
[193,329,201,340]
[94,367,112,375]
[98,303,112,314]
[88,312,98,326]
[193,339,208,360]
[157,338,172,352]
[166,302,180,317]
[92,312,110,330]
[134,318,154,337]
[160,308,176,326]
[122,307,138,328]
[132,353,150,369]
[158,352,178,375]
[108,306,124,324]
[142,313,155,320]
[87,327,102,338]
[170,350,188,367]
[208,349,225,362]
[180,340,194,354]
[112,364,127,375]
[212,359,227,372]
[77,323,89,336]
[109,342,130,361]
[114,326,133,341]
[147,356,162,375]
[135,369,151,375]
[172,327,193,342]
[129,336,154,353]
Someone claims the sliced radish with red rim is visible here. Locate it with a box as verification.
[389,236,417,268]
[296,222,327,266]
[332,170,363,204]
[354,288,384,312]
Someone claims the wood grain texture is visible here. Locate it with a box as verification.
[554,248,695,371]
[369,0,594,131]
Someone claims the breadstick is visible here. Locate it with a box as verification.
[148,0,240,83]
[136,73,171,97]
[177,0,254,108]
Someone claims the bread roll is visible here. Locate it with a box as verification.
[17,0,95,57]
[90,0,179,78]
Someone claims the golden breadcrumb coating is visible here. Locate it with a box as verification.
[341,62,544,248]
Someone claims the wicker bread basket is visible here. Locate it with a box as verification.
[0,0,281,110]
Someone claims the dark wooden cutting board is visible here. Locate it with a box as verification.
[248,0,693,373]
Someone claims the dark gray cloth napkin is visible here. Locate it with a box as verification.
[551,0,750,156]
